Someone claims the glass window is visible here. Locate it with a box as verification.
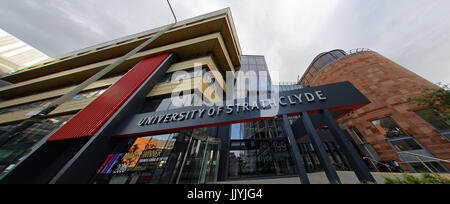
[93,127,221,184]
[241,56,249,65]
[228,138,296,179]
[0,114,75,175]
[248,56,257,65]
[0,88,107,116]
[371,117,409,139]
[228,118,298,179]
[351,126,367,143]
[92,133,179,184]
[390,139,423,152]
[441,132,450,141]
[313,54,335,69]
[330,50,345,59]
[410,162,448,173]
[256,57,265,65]
[416,109,450,132]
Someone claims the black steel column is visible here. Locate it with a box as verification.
[321,109,376,183]
[301,112,341,184]
[331,142,351,169]
[305,143,318,170]
[297,144,310,172]
[281,114,310,184]
[324,142,340,169]
[217,125,231,181]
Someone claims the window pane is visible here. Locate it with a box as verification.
[441,132,450,141]
[416,109,450,132]
[371,117,409,139]
[0,114,75,175]
[351,127,367,143]
[390,139,422,152]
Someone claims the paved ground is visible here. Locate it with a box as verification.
[219,171,450,184]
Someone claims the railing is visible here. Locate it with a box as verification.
[363,152,449,174]
[397,151,450,173]
[346,48,372,55]
[275,82,299,86]
[363,157,396,173]
[397,151,450,164]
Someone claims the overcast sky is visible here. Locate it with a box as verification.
[1,0,449,84]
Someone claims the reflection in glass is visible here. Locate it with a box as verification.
[228,118,296,179]
[229,138,296,179]
[390,139,422,152]
[0,88,107,116]
[0,114,75,175]
[371,117,409,139]
[92,128,221,184]
[93,133,177,184]
[416,109,450,137]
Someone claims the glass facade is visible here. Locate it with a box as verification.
[299,50,347,85]
[226,58,301,179]
[0,87,109,176]
[91,57,227,184]
[92,128,221,184]
[297,128,354,172]
[0,114,75,175]
[0,88,108,115]
[228,119,297,179]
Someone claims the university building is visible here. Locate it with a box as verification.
[298,49,450,173]
[0,9,447,184]
[0,28,52,75]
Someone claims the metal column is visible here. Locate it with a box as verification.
[301,112,341,184]
[321,109,376,183]
[282,114,310,184]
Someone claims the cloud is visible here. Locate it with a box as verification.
[0,0,449,84]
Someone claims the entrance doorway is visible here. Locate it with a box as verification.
[176,135,221,184]
[91,128,221,184]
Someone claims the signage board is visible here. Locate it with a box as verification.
[113,81,369,138]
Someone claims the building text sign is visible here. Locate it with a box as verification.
[113,81,369,138]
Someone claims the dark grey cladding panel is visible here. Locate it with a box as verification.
[113,81,370,137]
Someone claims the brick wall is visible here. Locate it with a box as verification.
[309,51,450,171]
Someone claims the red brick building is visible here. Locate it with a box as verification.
[299,49,450,173]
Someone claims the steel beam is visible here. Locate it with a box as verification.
[282,114,310,184]
[301,112,341,184]
[321,109,376,183]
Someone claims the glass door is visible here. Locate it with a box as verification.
[176,135,221,184]
[200,138,221,184]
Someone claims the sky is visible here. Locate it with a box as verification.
[1,0,449,84]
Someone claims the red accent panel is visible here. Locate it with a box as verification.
[47,54,170,142]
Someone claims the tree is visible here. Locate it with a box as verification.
[409,83,450,121]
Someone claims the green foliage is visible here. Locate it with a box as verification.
[409,83,450,121]
[384,173,450,184]
[359,181,378,184]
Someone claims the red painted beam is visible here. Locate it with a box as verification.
[47,54,170,142]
